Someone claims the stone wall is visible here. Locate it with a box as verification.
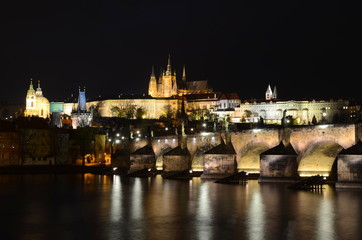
[259,155,298,180]
[129,155,156,173]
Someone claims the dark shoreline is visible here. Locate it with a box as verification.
[0,165,120,174]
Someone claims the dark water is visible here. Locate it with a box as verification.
[0,174,361,240]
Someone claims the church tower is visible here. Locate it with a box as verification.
[25,78,36,113]
[272,86,277,99]
[162,54,173,97]
[148,66,158,97]
[265,84,273,100]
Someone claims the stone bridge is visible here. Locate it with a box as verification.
[129,124,362,176]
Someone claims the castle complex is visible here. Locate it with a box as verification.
[22,57,357,127]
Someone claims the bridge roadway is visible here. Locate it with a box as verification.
[129,123,362,176]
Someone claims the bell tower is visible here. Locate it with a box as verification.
[25,78,36,115]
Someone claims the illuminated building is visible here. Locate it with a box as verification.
[231,85,350,125]
[24,78,50,119]
[71,87,93,129]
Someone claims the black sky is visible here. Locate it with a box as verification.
[0,0,361,104]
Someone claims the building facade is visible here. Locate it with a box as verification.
[24,79,50,119]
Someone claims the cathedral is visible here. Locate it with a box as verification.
[148,55,212,98]
[24,78,50,118]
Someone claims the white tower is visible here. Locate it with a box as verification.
[265,84,273,100]
[25,78,36,111]
[272,86,277,99]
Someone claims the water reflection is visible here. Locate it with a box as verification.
[111,175,121,222]
[248,186,265,240]
[317,197,335,240]
[0,175,362,240]
[197,181,212,240]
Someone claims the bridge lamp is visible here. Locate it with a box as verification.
[115,139,120,144]
[116,133,120,137]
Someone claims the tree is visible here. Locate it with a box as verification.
[111,102,136,119]
[161,104,175,119]
[90,103,101,118]
[75,126,98,166]
[312,115,318,125]
[135,107,147,119]
[111,106,123,117]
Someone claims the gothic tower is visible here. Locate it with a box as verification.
[71,87,93,129]
[272,86,277,99]
[162,54,173,97]
[148,65,158,97]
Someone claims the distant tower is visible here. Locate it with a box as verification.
[272,86,277,99]
[25,78,36,112]
[162,54,173,97]
[265,84,273,100]
[71,87,93,129]
[160,54,178,97]
[182,65,186,82]
[148,65,158,97]
[157,67,163,96]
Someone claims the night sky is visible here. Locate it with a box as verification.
[0,1,361,104]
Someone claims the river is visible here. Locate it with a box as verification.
[0,174,361,240]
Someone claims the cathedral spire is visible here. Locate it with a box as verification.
[148,65,158,97]
[182,65,186,81]
[272,86,277,99]
[166,54,172,76]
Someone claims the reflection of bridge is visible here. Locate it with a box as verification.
[131,124,361,177]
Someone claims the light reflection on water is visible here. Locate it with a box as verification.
[0,174,362,240]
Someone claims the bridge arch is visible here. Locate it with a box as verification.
[238,142,272,173]
[297,140,343,177]
[155,144,172,170]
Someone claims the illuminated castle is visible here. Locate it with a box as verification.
[24,78,50,118]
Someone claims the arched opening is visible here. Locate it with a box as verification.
[298,141,343,177]
[238,142,270,173]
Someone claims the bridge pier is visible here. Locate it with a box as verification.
[336,140,362,188]
[258,141,298,183]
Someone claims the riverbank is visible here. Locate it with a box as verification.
[0,165,124,174]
